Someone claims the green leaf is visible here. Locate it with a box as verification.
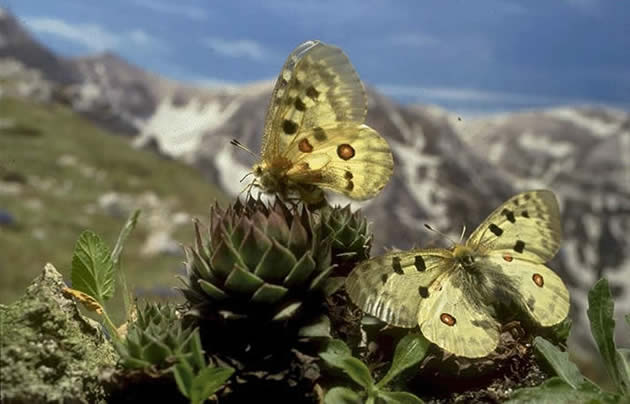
[533,337,585,389]
[71,231,114,304]
[324,387,362,404]
[111,209,140,320]
[377,390,424,404]
[173,360,195,399]
[110,209,141,267]
[298,314,331,339]
[506,377,620,404]
[377,333,430,388]
[587,278,623,392]
[187,331,206,371]
[190,366,234,404]
[320,354,374,389]
[616,348,630,395]
[322,338,352,358]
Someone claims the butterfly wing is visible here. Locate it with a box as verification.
[467,189,562,263]
[285,124,394,199]
[345,249,453,327]
[417,272,501,358]
[467,189,569,327]
[477,255,570,326]
[262,40,367,160]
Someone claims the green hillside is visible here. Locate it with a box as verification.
[0,97,229,309]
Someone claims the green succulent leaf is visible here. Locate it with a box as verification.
[377,333,430,388]
[173,360,195,399]
[298,314,331,339]
[142,334,172,364]
[324,387,362,404]
[506,377,620,404]
[322,276,346,297]
[189,366,234,404]
[188,331,206,371]
[71,231,114,304]
[533,337,585,389]
[587,278,623,392]
[376,390,424,404]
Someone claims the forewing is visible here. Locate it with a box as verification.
[286,124,394,200]
[467,190,562,263]
[345,249,452,327]
[417,273,500,358]
[480,254,570,327]
[262,40,367,160]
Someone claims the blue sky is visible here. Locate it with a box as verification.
[3,0,629,114]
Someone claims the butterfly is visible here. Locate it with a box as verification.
[248,40,394,204]
[345,190,570,358]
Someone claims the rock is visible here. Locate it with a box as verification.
[0,263,117,403]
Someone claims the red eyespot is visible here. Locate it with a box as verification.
[440,313,456,326]
[503,254,513,262]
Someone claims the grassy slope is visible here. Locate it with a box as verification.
[0,97,228,311]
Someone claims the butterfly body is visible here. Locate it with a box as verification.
[249,40,394,203]
[346,190,570,358]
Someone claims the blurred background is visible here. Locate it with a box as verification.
[0,0,628,381]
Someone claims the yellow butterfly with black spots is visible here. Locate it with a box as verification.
[345,190,570,358]
[249,40,394,204]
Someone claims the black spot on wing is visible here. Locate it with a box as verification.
[502,209,516,223]
[380,274,388,285]
[392,257,403,275]
[489,223,503,236]
[414,255,426,272]
[294,98,306,111]
[282,120,299,135]
[514,240,525,253]
[313,127,327,141]
[306,86,320,100]
[522,210,530,218]
[418,286,429,298]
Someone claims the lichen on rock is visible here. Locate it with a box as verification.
[0,263,117,403]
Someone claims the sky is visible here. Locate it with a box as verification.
[3,0,629,115]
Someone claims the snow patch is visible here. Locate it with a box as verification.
[545,107,624,137]
[135,96,241,161]
[518,131,574,158]
[214,143,255,197]
[391,139,448,227]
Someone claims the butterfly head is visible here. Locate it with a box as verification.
[252,158,292,194]
[452,244,476,270]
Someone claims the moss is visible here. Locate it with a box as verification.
[0,264,117,403]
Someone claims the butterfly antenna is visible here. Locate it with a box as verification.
[424,224,457,246]
[240,171,254,183]
[230,139,259,158]
[459,225,467,243]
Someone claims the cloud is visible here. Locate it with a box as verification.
[377,84,589,106]
[131,0,208,21]
[22,17,166,53]
[202,37,269,61]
